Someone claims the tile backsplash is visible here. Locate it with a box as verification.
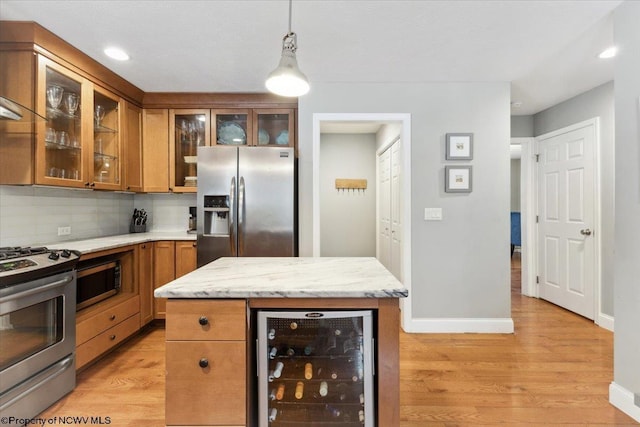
[0,186,196,247]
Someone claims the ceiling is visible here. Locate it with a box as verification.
[0,0,622,116]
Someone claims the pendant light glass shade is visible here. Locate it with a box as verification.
[265,1,309,97]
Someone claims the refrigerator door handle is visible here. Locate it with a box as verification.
[238,176,245,256]
[230,176,237,256]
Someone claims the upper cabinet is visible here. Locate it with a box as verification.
[1,22,297,193]
[169,109,210,192]
[167,107,295,192]
[35,56,123,190]
[252,109,294,147]
[212,108,293,147]
[0,22,144,189]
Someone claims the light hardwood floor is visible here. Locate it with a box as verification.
[40,254,636,426]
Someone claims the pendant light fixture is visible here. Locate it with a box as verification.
[265,0,310,97]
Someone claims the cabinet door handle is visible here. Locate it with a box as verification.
[110,335,116,340]
[199,358,209,368]
[198,316,209,326]
[109,314,116,321]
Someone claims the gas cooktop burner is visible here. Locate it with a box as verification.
[0,246,50,260]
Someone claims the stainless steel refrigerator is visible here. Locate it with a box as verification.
[197,146,296,267]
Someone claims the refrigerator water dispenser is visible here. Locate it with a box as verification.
[203,195,230,236]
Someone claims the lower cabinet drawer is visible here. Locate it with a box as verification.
[76,296,140,345]
[76,313,140,370]
[165,341,246,426]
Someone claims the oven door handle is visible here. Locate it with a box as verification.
[0,274,73,304]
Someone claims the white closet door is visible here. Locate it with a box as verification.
[390,139,402,280]
[378,148,391,270]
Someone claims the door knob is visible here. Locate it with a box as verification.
[580,229,592,236]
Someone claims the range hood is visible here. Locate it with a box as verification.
[0,96,46,123]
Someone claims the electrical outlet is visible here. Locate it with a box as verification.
[57,226,71,236]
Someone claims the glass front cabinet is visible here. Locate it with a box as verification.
[36,55,123,190]
[169,109,210,192]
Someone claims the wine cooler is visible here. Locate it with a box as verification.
[257,310,374,426]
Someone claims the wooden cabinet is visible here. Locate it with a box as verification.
[165,300,246,426]
[152,240,197,319]
[213,108,294,147]
[169,109,210,192]
[176,240,197,278]
[75,246,140,370]
[153,241,175,320]
[252,108,294,147]
[35,55,124,190]
[0,50,36,185]
[124,102,143,192]
[142,109,170,192]
[138,242,154,327]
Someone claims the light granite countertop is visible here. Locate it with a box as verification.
[47,232,196,254]
[154,257,408,299]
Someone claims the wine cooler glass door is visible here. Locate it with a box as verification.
[257,310,374,427]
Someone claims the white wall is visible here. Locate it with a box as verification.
[0,186,195,246]
[611,1,640,421]
[319,133,376,256]
[299,82,512,328]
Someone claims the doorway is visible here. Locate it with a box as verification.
[312,113,412,327]
[519,118,602,322]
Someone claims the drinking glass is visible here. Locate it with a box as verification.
[46,85,64,109]
[94,105,105,127]
[64,93,79,115]
[57,131,69,146]
[45,127,56,143]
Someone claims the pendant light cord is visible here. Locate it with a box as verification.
[288,0,293,35]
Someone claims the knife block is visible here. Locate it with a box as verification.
[130,221,147,233]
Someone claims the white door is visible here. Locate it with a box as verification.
[377,138,402,280]
[390,139,402,280]
[378,148,391,270]
[537,123,595,319]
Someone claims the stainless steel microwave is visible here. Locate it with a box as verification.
[76,257,121,311]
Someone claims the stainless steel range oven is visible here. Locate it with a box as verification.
[0,247,79,427]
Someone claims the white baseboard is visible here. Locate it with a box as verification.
[609,382,640,422]
[402,317,514,333]
[597,312,614,332]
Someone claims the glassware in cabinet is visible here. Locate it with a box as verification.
[39,64,83,184]
[93,89,121,189]
[254,109,294,147]
[258,311,374,426]
[169,109,210,192]
[212,109,252,146]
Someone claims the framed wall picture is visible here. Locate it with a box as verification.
[445,133,473,160]
[445,165,472,193]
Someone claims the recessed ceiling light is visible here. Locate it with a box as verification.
[511,101,523,109]
[104,47,130,61]
[598,46,617,59]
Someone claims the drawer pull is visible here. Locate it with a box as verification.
[110,335,116,340]
[198,316,209,326]
[199,358,209,368]
[109,315,116,321]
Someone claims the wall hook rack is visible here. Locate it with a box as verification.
[335,178,367,193]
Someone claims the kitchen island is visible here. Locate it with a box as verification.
[155,257,407,427]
